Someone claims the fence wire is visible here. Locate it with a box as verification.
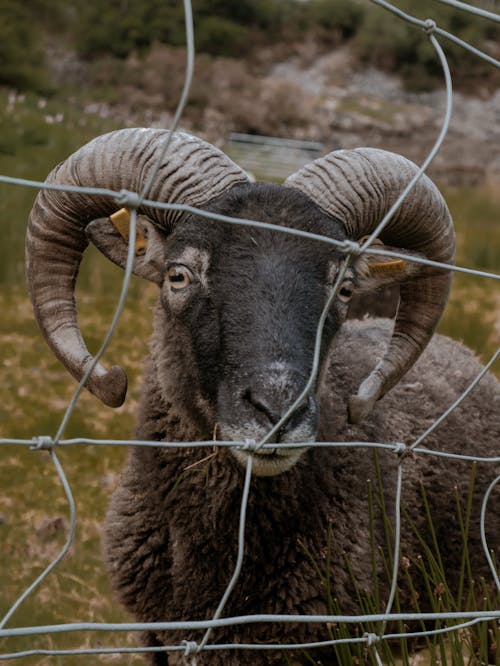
[0,0,499,663]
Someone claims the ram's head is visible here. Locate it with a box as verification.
[26,129,455,475]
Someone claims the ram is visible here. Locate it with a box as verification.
[26,128,499,665]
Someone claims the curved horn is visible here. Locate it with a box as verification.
[26,128,249,407]
[285,148,455,423]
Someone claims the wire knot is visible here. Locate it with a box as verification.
[31,435,55,451]
[182,640,198,656]
[393,442,407,456]
[393,442,413,461]
[364,632,380,648]
[241,438,258,452]
[182,640,199,665]
[423,18,436,35]
[115,189,142,209]
[339,239,362,257]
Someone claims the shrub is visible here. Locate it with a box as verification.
[353,1,500,91]
[195,16,253,57]
[0,1,51,92]
[307,0,365,38]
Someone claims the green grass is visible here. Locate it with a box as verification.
[0,277,154,664]
[335,95,403,125]
[438,186,500,367]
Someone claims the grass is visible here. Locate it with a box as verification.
[335,95,404,125]
[297,458,499,666]
[438,186,500,368]
[0,268,155,664]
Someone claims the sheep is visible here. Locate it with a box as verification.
[26,128,499,665]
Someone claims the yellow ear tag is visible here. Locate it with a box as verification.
[109,208,147,257]
[369,259,406,276]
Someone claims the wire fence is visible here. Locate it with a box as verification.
[0,0,499,663]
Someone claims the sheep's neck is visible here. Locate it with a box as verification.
[135,359,211,443]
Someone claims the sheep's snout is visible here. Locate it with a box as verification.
[218,367,318,476]
[240,387,316,440]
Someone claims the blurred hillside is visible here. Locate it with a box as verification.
[2,0,499,93]
[1,0,499,185]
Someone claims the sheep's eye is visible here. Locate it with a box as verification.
[338,281,354,303]
[167,265,192,290]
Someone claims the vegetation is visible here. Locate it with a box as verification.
[0,1,50,92]
[0,0,498,94]
[351,0,500,91]
[299,460,499,665]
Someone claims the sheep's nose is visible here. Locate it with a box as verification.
[242,387,313,440]
[243,388,280,424]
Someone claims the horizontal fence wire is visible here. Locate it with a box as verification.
[1,0,499,663]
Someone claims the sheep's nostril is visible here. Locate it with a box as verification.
[235,383,318,446]
[242,388,280,426]
[241,389,315,442]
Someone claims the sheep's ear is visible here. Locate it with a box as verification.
[86,212,166,285]
[353,237,422,292]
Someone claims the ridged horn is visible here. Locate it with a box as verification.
[26,128,249,407]
[285,148,455,423]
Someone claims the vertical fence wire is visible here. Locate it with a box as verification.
[0,0,499,662]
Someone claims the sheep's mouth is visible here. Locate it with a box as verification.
[231,445,307,477]
[219,411,316,476]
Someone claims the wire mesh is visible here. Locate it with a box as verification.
[0,0,499,663]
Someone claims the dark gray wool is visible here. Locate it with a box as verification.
[100,185,499,666]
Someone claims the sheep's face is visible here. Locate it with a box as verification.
[88,182,411,476]
[156,184,352,476]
